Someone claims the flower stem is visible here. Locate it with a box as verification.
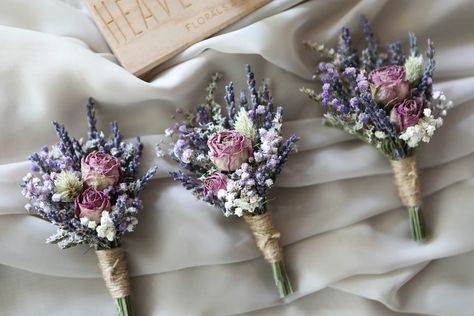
[271,260,293,298]
[115,296,135,316]
[408,206,426,242]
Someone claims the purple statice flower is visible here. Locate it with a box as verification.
[178,125,187,133]
[182,148,194,162]
[342,66,360,93]
[31,161,41,172]
[356,73,369,92]
[336,105,346,113]
[344,67,356,76]
[358,113,369,124]
[349,97,359,109]
[256,105,266,114]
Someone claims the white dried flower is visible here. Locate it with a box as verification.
[374,131,387,139]
[234,107,256,141]
[96,211,116,241]
[217,189,226,199]
[235,208,243,217]
[404,55,424,83]
[399,111,443,148]
[54,171,83,202]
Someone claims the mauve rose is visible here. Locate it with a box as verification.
[75,187,111,223]
[390,99,423,131]
[369,65,409,104]
[81,151,120,190]
[203,173,228,195]
[208,131,253,171]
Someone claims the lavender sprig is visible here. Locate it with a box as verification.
[360,15,381,69]
[86,98,98,140]
[417,39,436,99]
[246,64,260,111]
[338,27,359,69]
[387,41,406,65]
[408,32,419,57]
[134,166,158,194]
[52,122,80,168]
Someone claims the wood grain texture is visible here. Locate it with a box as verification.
[84,0,270,78]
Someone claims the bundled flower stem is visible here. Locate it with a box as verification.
[302,16,452,242]
[163,66,298,297]
[244,212,293,297]
[96,246,134,316]
[390,156,425,241]
[20,99,157,315]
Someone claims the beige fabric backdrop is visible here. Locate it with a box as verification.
[1,0,473,315]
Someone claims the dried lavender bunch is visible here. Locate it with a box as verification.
[20,99,157,316]
[163,66,298,298]
[302,16,452,242]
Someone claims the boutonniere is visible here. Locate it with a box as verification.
[302,17,452,242]
[21,99,157,315]
[163,66,298,297]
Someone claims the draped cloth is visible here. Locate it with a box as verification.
[1,0,474,315]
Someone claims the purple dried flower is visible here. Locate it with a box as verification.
[349,97,359,108]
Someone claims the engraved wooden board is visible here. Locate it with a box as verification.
[85,0,271,78]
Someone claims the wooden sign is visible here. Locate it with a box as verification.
[85,0,271,78]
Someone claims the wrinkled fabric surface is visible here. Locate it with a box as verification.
[1,0,474,315]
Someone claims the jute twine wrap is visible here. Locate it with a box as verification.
[95,247,131,299]
[390,156,422,207]
[244,212,282,263]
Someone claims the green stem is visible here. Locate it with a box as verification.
[408,206,426,242]
[115,296,135,316]
[271,260,294,298]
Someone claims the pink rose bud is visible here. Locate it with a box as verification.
[208,131,253,171]
[369,65,409,104]
[75,187,111,223]
[203,173,228,195]
[390,98,423,131]
[81,151,121,190]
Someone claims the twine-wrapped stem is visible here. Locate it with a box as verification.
[96,247,135,316]
[390,155,426,242]
[244,212,293,298]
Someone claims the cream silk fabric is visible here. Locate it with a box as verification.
[1,0,474,315]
